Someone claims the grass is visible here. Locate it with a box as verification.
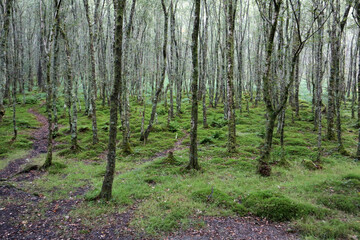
[2,92,360,239]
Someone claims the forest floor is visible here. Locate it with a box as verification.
[0,93,359,239]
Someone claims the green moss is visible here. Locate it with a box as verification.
[297,218,360,239]
[200,137,214,144]
[317,194,360,213]
[243,191,327,221]
[192,188,247,215]
[48,162,67,174]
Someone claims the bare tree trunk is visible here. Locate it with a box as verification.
[187,0,201,170]
[140,0,168,142]
[83,0,99,145]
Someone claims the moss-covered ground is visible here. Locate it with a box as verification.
[1,91,359,239]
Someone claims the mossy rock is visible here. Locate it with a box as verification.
[192,188,247,215]
[243,191,327,221]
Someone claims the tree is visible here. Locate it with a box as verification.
[187,0,201,170]
[355,0,360,161]
[0,0,14,123]
[83,0,100,145]
[42,0,63,169]
[97,0,125,200]
[140,0,168,142]
[226,0,237,153]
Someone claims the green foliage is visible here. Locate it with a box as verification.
[25,96,39,104]
[210,117,227,128]
[168,121,179,132]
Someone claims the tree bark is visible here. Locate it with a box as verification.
[83,0,99,145]
[140,0,168,142]
[226,0,237,153]
[187,0,201,170]
[98,0,125,200]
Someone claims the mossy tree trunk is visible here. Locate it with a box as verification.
[60,25,79,151]
[257,0,282,176]
[226,0,237,153]
[187,0,201,171]
[355,1,360,161]
[43,0,62,169]
[0,0,14,123]
[314,1,324,162]
[98,0,125,201]
[334,1,352,155]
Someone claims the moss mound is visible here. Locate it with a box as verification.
[192,188,247,215]
[318,194,360,213]
[48,162,67,174]
[243,191,326,221]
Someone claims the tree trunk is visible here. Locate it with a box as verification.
[226,0,237,153]
[98,0,125,200]
[42,0,62,169]
[83,0,99,145]
[187,0,201,170]
[0,0,14,122]
[140,0,168,142]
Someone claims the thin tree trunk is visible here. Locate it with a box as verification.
[187,0,201,170]
[226,0,237,153]
[97,0,125,200]
[83,0,99,145]
[42,0,62,169]
[140,0,168,142]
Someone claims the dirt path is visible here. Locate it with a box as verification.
[168,216,298,240]
[0,109,49,180]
